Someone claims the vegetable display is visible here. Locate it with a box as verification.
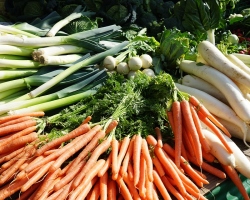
[0,1,250,199]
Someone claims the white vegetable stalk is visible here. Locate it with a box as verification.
[9,90,96,115]
[226,54,250,76]
[0,69,37,80]
[32,45,88,61]
[0,88,24,100]
[232,53,250,65]
[0,25,121,48]
[180,60,250,123]
[0,45,33,56]
[0,24,39,38]
[0,59,41,68]
[39,54,83,65]
[28,41,129,98]
[46,5,84,37]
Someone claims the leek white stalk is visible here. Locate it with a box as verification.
[0,69,37,80]
[9,90,97,115]
[0,24,39,38]
[0,45,33,56]
[0,59,41,68]
[39,54,83,65]
[0,88,25,100]
[32,45,88,61]
[29,41,129,98]
[0,25,121,47]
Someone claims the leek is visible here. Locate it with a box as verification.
[0,69,37,80]
[0,45,33,56]
[38,54,83,65]
[28,41,129,98]
[0,59,41,68]
[0,25,121,48]
[0,24,39,38]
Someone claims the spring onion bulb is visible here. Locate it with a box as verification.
[128,56,142,71]
[0,25,121,48]
[116,62,130,75]
[103,56,117,70]
[39,54,83,65]
[140,54,153,69]
[0,45,33,56]
[29,41,129,98]
[0,24,39,38]
[9,90,97,115]
[32,45,88,61]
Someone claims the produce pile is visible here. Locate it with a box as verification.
[0,0,250,200]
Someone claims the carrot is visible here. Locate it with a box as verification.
[58,161,74,177]
[146,134,157,146]
[54,159,86,191]
[69,159,105,200]
[189,95,231,137]
[145,170,153,200]
[163,143,209,185]
[64,126,105,173]
[221,164,249,200]
[46,182,69,200]
[0,132,38,155]
[120,135,135,177]
[141,138,153,182]
[0,147,25,170]
[100,170,108,200]
[152,156,165,177]
[72,137,112,188]
[116,174,133,200]
[181,99,203,166]
[36,123,92,156]
[153,169,172,200]
[171,101,183,168]
[166,110,175,130]
[152,183,160,200]
[133,134,142,186]
[182,180,207,200]
[21,161,54,192]
[0,111,45,124]
[189,103,211,153]
[155,127,163,148]
[198,111,233,154]
[98,153,112,177]
[108,177,117,200]
[137,155,146,198]
[18,181,40,200]
[32,168,61,199]
[52,180,72,200]
[112,135,130,180]
[0,116,34,128]
[81,115,92,125]
[105,120,119,134]
[161,175,185,200]
[182,127,195,157]
[122,172,141,200]
[154,146,186,196]
[0,126,37,147]
[89,179,100,200]
[181,142,189,161]
[0,119,37,137]
[127,161,134,181]
[111,137,119,180]
[202,149,216,163]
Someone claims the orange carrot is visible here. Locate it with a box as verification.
[155,127,163,148]
[54,159,86,191]
[105,120,119,134]
[189,96,231,137]
[0,126,37,147]
[112,135,130,180]
[161,175,185,200]
[133,134,142,186]
[182,127,195,157]
[153,170,172,200]
[141,138,153,182]
[0,111,44,124]
[0,119,37,137]
[152,183,160,200]
[111,137,119,179]
[18,181,40,200]
[72,137,112,188]
[166,110,175,130]
[36,123,93,156]
[108,177,117,200]
[137,155,146,198]
[202,149,216,163]
[0,116,34,129]
[53,180,73,200]
[100,170,108,200]
[116,174,133,200]
[145,170,153,200]
[81,115,92,124]
[181,142,189,162]
[120,135,135,177]
[64,127,105,173]
[181,99,202,166]
[0,146,25,167]
[154,146,186,196]
[172,101,182,168]
[152,156,165,177]
[0,132,38,155]
[75,176,98,200]
[98,153,112,177]
[89,179,101,200]
[21,161,54,192]
[221,164,249,200]
[69,159,105,200]
[127,161,134,181]
[146,134,157,146]
[123,172,141,200]
[198,111,233,154]
[189,103,211,153]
